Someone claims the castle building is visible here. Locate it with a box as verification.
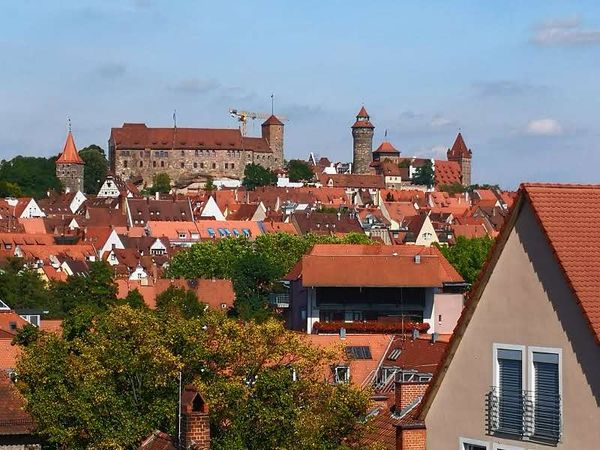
[372,140,400,163]
[446,132,472,186]
[55,130,85,193]
[351,106,375,175]
[109,116,284,186]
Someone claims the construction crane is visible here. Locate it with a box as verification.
[229,109,287,136]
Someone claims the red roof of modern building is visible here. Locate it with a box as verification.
[110,123,271,153]
[374,141,400,154]
[290,244,463,287]
[261,115,284,126]
[446,132,472,160]
[56,131,84,164]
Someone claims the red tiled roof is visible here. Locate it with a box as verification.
[0,311,29,335]
[0,371,36,435]
[446,132,472,160]
[261,115,284,126]
[451,223,488,239]
[138,430,176,450]
[357,106,369,117]
[434,160,462,186]
[0,339,20,370]
[56,131,84,164]
[319,174,385,189]
[297,244,463,287]
[374,141,399,154]
[523,183,600,341]
[110,123,271,152]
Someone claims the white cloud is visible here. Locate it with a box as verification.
[532,16,600,45]
[430,115,454,128]
[410,145,447,159]
[525,118,563,136]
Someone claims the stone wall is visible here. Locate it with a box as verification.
[56,163,84,193]
[112,147,276,186]
[352,127,374,175]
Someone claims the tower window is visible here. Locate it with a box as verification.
[153,161,157,168]
[193,162,198,169]
[160,161,165,167]
[139,161,143,167]
[123,160,128,168]
[180,162,184,168]
[212,163,216,169]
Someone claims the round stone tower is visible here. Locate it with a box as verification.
[56,130,85,193]
[351,106,374,174]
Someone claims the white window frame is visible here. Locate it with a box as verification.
[527,346,562,438]
[458,437,489,450]
[492,444,524,450]
[492,343,526,394]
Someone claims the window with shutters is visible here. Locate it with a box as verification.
[487,344,525,437]
[528,347,561,443]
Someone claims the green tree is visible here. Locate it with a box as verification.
[287,159,314,183]
[121,289,147,309]
[438,182,467,195]
[79,145,108,194]
[0,180,23,197]
[231,252,282,321]
[435,236,494,284]
[17,307,371,450]
[242,163,277,190]
[412,159,435,187]
[155,286,206,319]
[204,176,215,192]
[151,172,171,194]
[17,306,181,450]
[0,156,61,198]
[0,259,58,315]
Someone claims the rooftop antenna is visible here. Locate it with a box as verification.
[271,94,274,115]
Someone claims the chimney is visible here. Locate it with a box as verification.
[431,332,438,344]
[394,380,429,413]
[414,254,421,264]
[339,327,347,340]
[181,385,210,450]
[155,191,160,201]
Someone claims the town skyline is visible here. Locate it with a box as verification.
[2,0,600,188]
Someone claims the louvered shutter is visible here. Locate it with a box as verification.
[498,349,523,434]
[533,352,560,441]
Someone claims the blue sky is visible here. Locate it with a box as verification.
[1,0,600,187]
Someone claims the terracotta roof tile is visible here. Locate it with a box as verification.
[0,339,20,370]
[374,141,399,154]
[297,244,463,287]
[434,160,462,186]
[523,183,600,341]
[56,131,84,164]
[446,132,472,160]
[0,371,36,435]
[261,115,284,126]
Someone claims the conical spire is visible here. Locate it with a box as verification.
[447,132,472,159]
[56,131,84,164]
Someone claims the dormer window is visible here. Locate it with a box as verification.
[332,365,349,384]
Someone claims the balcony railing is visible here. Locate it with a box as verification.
[486,387,561,445]
[268,293,290,308]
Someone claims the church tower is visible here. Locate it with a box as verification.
[261,115,284,170]
[56,128,85,193]
[351,106,374,174]
[447,132,472,186]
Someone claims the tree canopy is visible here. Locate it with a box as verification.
[286,159,314,182]
[0,155,61,198]
[79,145,108,194]
[412,159,435,188]
[242,163,277,190]
[166,233,373,320]
[435,236,494,284]
[17,306,371,449]
[149,172,172,194]
[438,182,467,195]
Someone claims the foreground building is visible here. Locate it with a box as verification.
[109,116,284,185]
[283,244,466,334]
[407,183,600,449]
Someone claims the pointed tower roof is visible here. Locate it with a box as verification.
[447,132,472,159]
[56,131,84,165]
[374,141,400,154]
[352,106,374,129]
[261,115,284,126]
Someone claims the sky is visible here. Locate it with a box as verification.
[1,0,600,188]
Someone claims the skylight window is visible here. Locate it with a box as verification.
[207,228,215,237]
[346,346,372,360]
[242,228,251,237]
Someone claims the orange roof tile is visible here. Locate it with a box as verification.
[0,371,36,434]
[451,224,489,239]
[446,132,472,160]
[523,183,600,341]
[0,338,20,370]
[56,131,84,164]
[298,244,463,287]
[434,160,462,186]
[374,141,399,154]
[261,115,284,126]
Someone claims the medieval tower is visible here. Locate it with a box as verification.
[351,106,374,174]
[261,115,285,170]
[446,132,473,186]
[56,129,85,193]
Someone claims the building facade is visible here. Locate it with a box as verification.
[55,131,85,193]
[446,132,472,186]
[109,116,284,186]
